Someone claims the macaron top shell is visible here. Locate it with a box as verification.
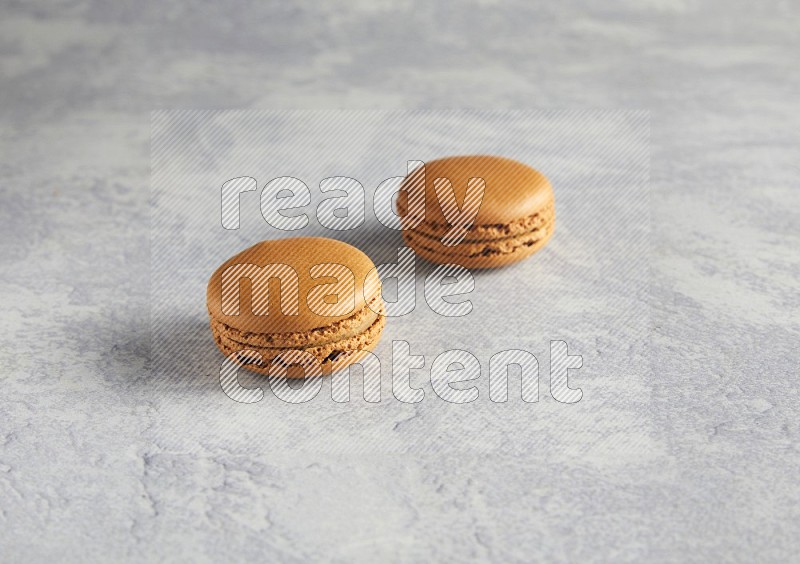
[207,237,379,334]
[398,155,553,226]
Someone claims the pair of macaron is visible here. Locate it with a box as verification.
[207,156,555,377]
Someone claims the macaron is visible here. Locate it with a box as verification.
[398,155,555,268]
[207,237,385,378]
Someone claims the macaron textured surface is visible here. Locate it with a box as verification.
[399,155,555,268]
[207,237,385,377]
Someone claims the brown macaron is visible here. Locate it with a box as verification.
[398,155,555,268]
[207,237,385,378]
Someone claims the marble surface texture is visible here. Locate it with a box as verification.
[1,1,798,562]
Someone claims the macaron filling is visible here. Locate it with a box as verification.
[210,295,385,371]
[403,204,554,242]
[403,206,555,259]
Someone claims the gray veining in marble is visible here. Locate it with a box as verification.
[1,1,798,562]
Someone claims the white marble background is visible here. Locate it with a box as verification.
[1,1,798,562]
